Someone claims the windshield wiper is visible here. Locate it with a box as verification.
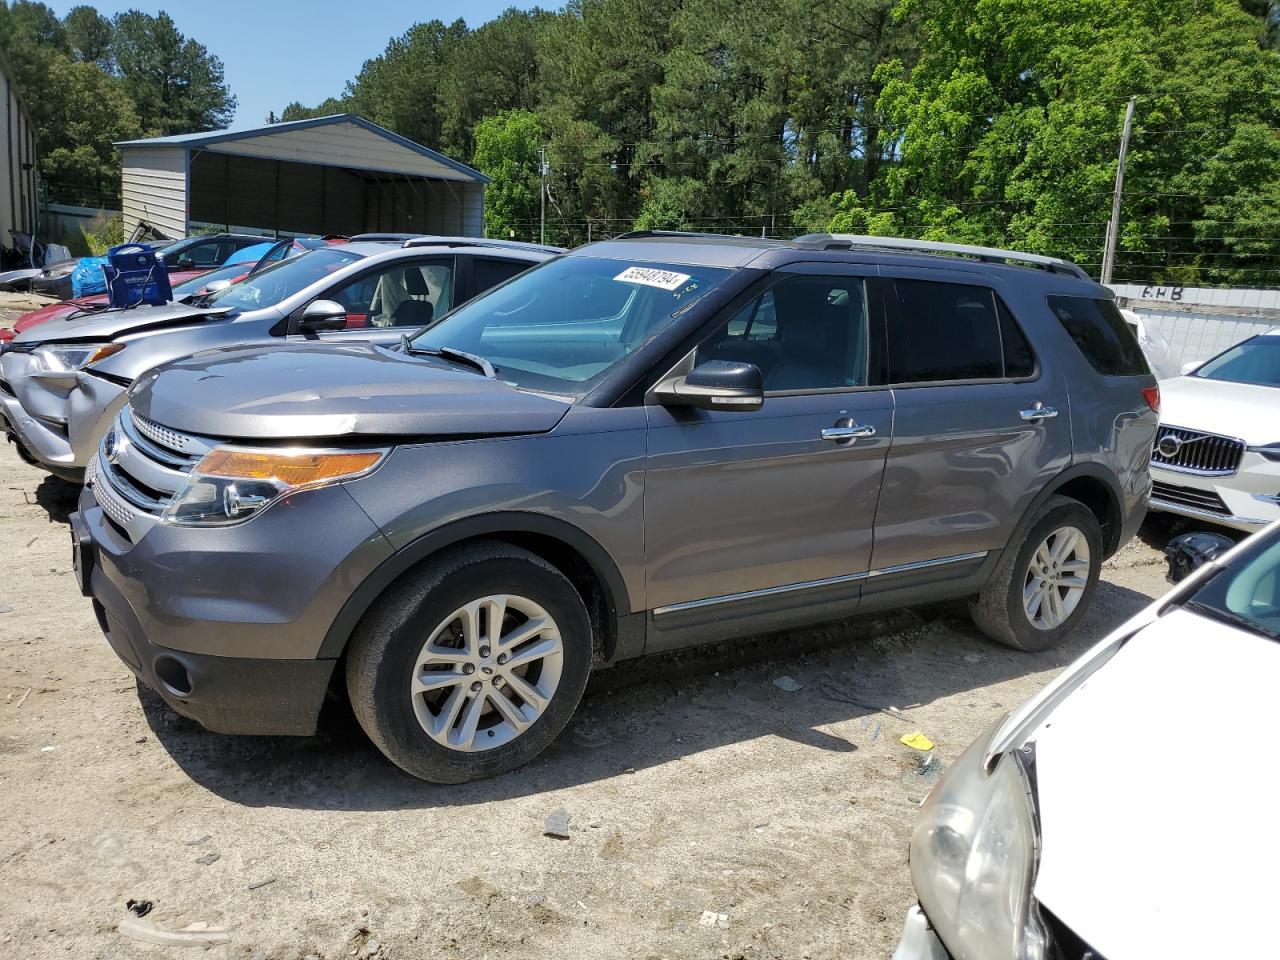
[400,337,496,378]
[1185,599,1280,641]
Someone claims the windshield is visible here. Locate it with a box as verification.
[172,262,248,296]
[205,248,361,312]
[408,256,732,395]
[1187,528,1280,640]
[1192,336,1280,387]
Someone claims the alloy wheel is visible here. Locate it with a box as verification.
[1023,525,1091,631]
[409,594,564,751]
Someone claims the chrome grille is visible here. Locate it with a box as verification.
[1151,480,1231,516]
[1150,425,1244,476]
[86,455,139,529]
[89,405,213,540]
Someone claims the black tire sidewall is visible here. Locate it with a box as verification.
[363,554,592,783]
[1002,501,1104,652]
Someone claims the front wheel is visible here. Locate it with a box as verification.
[345,542,593,783]
[970,495,1103,652]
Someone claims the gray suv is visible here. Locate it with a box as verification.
[69,232,1158,782]
[1,237,560,481]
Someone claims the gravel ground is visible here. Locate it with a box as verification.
[0,444,1183,960]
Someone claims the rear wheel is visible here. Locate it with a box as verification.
[970,496,1103,651]
[346,542,593,783]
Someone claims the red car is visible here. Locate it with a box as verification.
[0,237,337,341]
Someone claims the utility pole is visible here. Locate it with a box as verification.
[1101,96,1137,287]
[539,145,548,247]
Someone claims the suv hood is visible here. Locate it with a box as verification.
[1159,374,1278,444]
[130,342,572,440]
[1028,608,1278,958]
[12,300,224,343]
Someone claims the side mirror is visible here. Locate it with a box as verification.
[1180,359,1203,376]
[202,279,232,295]
[658,359,764,412]
[176,255,195,270]
[297,299,348,334]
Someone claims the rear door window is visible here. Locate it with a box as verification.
[888,280,1034,383]
[1048,296,1149,376]
[472,257,531,295]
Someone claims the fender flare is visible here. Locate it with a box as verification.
[318,512,633,659]
[993,463,1127,572]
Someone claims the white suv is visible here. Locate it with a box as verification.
[1149,328,1280,531]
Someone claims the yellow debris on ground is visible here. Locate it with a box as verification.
[900,732,934,751]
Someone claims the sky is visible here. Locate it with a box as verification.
[48,1,540,131]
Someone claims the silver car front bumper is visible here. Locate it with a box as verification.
[0,352,126,475]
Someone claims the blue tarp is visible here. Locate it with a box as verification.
[69,256,110,298]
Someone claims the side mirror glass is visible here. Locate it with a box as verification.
[1180,359,1203,376]
[297,299,348,334]
[659,359,764,412]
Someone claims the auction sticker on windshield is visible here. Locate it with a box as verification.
[614,266,692,291]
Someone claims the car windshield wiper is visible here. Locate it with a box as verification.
[400,337,497,378]
[1185,599,1280,641]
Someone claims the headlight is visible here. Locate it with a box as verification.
[1249,444,1280,463]
[33,342,124,373]
[161,446,387,525]
[909,727,1045,960]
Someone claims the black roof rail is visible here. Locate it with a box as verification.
[791,233,1092,280]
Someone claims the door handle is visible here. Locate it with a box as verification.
[1020,403,1059,422]
[821,423,877,442]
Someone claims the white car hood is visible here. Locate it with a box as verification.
[1158,375,1279,445]
[1030,607,1280,958]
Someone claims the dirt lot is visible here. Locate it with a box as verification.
[0,440,1179,960]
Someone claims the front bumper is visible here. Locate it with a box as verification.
[74,479,395,735]
[891,906,950,960]
[1149,455,1280,532]
[0,354,125,475]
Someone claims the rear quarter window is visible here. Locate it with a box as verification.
[1049,296,1150,376]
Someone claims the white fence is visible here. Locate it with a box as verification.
[1112,283,1280,367]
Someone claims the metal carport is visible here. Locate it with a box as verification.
[116,114,487,240]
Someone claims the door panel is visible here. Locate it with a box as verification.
[871,380,1070,570]
[870,273,1072,572]
[644,392,894,612]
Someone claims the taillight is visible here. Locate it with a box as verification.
[1142,385,1160,413]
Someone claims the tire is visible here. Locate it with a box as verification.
[969,495,1103,652]
[345,541,593,783]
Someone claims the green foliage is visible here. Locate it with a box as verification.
[80,213,123,256]
[472,110,545,239]
[874,0,1280,283]
[112,10,236,135]
[64,4,112,67]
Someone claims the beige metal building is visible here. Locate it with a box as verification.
[117,114,487,239]
[0,48,37,243]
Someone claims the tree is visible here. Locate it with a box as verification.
[472,109,544,239]
[111,10,236,135]
[64,4,112,68]
[38,57,141,205]
[873,0,1280,284]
